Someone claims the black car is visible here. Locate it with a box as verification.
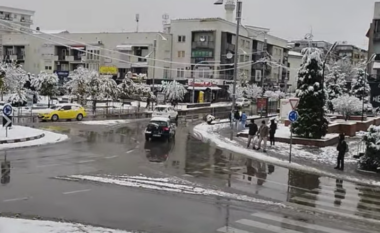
[144,140,174,163]
[145,117,176,141]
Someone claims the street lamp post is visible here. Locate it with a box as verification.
[215,0,242,138]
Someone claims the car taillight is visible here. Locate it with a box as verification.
[163,127,169,131]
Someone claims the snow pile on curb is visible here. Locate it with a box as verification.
[59,175,285,207]
[81,118,148,126]
[193,123,380,187]
[0,217,130,233]
[0,127,68,150]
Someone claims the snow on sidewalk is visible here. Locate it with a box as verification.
[0,126,44,141]
[193,123,380,187]
[59,174,286,207]
[0,217,131,233]
[0,127,68,150]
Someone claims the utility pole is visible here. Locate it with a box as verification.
[261,35,267,96]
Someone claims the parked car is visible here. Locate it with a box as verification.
[145,117,176,141]
[38,103,87,121]
[235,98,250,107]
[152,105,178,121]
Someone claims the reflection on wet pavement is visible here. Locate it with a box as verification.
[1,121,380,233]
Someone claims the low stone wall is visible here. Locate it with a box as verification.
[328,117,380,136]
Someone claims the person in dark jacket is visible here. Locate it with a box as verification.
[269,119,277,146]
[247,119,258,148]
[233,109,240,129]
[335,133,348,170]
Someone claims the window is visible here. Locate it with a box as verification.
[177,50,185,58]
[163,67,169,78]
[178,35,186,42]
[61,106,72,111]
[45,66,52,70]
[176,68,185,77]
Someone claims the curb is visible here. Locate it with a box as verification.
[356,168,380,176]
[0,133,45,144]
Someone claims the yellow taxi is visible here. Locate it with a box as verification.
[38,103,87,121]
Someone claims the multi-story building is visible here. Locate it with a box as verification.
[335,42,367,65]
[290,40,333,56]
[2,31,172,79]
[0,5,34,59]
[367,2,380,78]
[287,51,303,93]
[167,18,289,87]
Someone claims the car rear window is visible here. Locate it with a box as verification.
[150,121,168,126]
[154,107,167,112]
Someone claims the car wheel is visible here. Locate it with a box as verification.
[76,114,83,121]
[51,114,59,122]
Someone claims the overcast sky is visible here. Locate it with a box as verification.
[1,0,377,49]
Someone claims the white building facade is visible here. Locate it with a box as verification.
[0,5,34,59]
[167,18,289,88]
[2,31,172,79]
[287,51,302,93]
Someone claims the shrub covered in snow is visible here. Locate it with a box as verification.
[331,95,362,120]
[361,125,380,172]
[31,71,59,107]
[162,81,187,102]
[292,48,328,139]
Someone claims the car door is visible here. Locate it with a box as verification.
[168,107,175,118]
[60,105,73,119]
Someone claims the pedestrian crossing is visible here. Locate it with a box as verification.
[216,179,380,233]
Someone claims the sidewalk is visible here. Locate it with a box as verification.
[193,122,380,186]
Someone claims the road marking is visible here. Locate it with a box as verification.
[36,164,60,168]
[105,155,119,159]
[217,226,250,233]
[63,189,91,195]
[126,150,134,154]
[77,160,95,164]
[3,197,30,202]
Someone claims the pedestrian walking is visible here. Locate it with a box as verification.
[255,120,269,152]
[269,119,277,146]
[240,111,247,131]
[146,97,150,109]
[335,133,348,170]
[137,101,141,112]
[234,109,240,130]
[247,119,258,148]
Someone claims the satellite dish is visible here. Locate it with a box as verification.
[200,36,205,42]
[226,52,233,59]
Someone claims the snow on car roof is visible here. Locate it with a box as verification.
[155,105,169,108]
[150,117,170,122]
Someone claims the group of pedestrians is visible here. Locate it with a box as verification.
[246,119,277,153]
[230,109,248,131]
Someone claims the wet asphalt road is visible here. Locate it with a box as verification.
[0,120,380,233]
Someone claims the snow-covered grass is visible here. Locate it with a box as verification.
[60,174,285,207]
[0,127,68,150]
[0,217,131,233]
[193,123,380,187]
[0,126,44,141]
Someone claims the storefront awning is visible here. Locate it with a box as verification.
[187,86,221,91]
[116,45,133,50]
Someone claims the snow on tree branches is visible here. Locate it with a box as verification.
[0,62,29,105]
[331,95,361,120]
[228,83,262,99]
[264,90,285,101]
[31,71,59,107]
[361,125,380,172]
[292,48,328,139]
[162,81,187,102]
[351,68,370,101]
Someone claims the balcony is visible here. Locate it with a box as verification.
[192,41,215,49]
[251,63,264,70]
[226,43,235,52]
[42,54,58,61]
[65,56,74,62]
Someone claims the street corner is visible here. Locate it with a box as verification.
[0,125,69,150]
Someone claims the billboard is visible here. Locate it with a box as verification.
[99,66,118,74]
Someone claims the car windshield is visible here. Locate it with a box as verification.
[154,107,167,112]
[50,106,59,109]
[149,121,168,127]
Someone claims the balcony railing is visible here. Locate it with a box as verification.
[192,41,215,49]
[65,56,74,62]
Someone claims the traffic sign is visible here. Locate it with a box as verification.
[2,104,12,116]
[289,98,299,110]
[288,110,299,123]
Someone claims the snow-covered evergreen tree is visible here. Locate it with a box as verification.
[162,81,187,102]
[118,74,143,99]
[100,76,118,100]
[292,48,328,139]
[31,71,59,107]
[361,125,380,172]
[331,95,361,120]
[351,68,370,101]
[325,71,346,112]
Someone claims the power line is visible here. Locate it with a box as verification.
[0,18,265,66]
[0,21,264,73]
